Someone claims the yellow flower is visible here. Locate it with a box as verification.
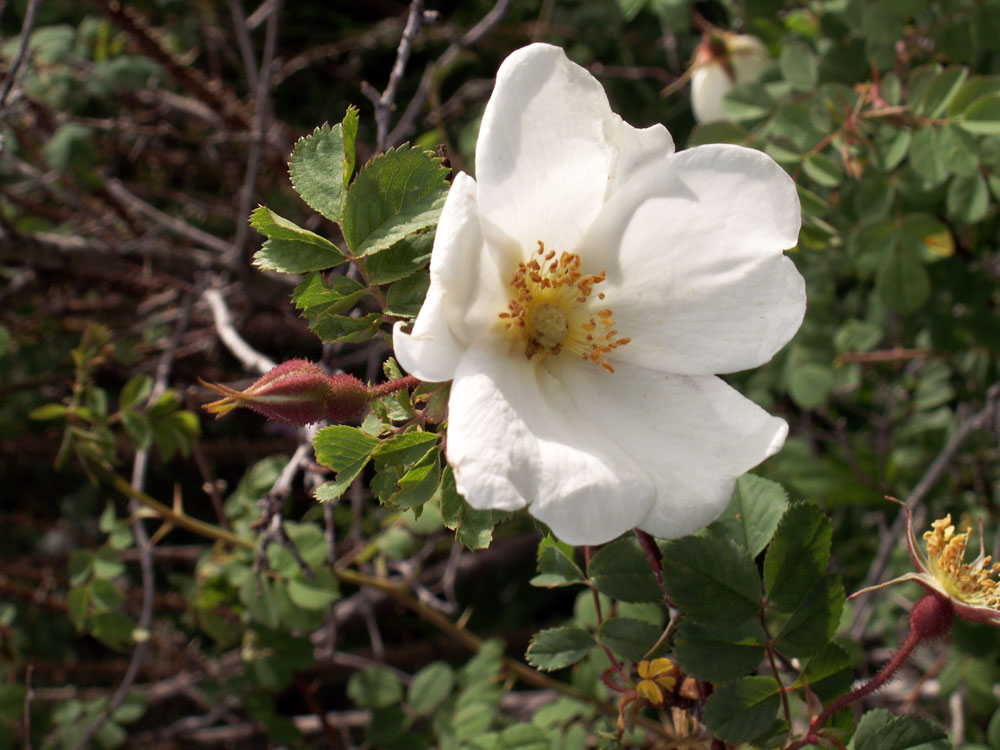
[635,657,677,706]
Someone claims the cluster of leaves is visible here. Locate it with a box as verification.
[524,476,950,748]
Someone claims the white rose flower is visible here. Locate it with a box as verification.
[690,34,770,124]
[393,43,805,546]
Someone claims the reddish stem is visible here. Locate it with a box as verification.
[367,375,421,399]
[634,528,673,607]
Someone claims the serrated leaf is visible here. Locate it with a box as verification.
[341,145,449,256]
[372,431,439,468]
[703,676,782,744]
[389,449,441,510]
[531,536,585,588]
[661,535,761,624]
[289,120,353,222]
[852,709,950,750]
[526,626,595,671]
[311,312,382,345]
[763,502,831,612]
[440,467,496,550]
[313,426,380,502]
[588,536,662,604]
[408,662,454,715]
[598,617,661,662]
[673,620,767,683]
[366,231,434,284]
[384,269,429,318]
[797,641,853,701]
[771,573,844,658]
[250,206,346,273]
[708,474,790,558]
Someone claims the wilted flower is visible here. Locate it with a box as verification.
[393,43,805,545]
[852,499,1000,626]
[690,33,770,124]
[635,658,677,706]
[200,359,370,426]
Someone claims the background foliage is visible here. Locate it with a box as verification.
[3,0,1000,747]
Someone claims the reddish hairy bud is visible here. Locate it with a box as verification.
[199,359,369,426]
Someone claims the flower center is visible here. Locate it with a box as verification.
[498,242,630,373]
[924,515,1000,609]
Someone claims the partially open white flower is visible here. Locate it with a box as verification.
[393,43,804,545]
[690,34,770,124]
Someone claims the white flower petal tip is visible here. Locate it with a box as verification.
[393,44,804,546]
[690,34,770,124]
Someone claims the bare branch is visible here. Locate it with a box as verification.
[0,0,43,117]
[203,287,276,374]
[387,0,512,148]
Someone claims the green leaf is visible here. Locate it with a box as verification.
[707,474,789,558]
[948,76,1000,117]
[372,431,439,469]
[384,270,430,318]
[802,152,842,188]
[525,626,595,671]
[918,66,968,117]
[347,665,403,709]
[366,231,434,284]
[852,709,950,750]
[877,250,931,313]
[703,676,782,744]
[408,662,454,715]
[531,536,586,588]
[313,426,381,502]
[250,206,346,273]
[780,42,818,91]
[597,617,661,662]
[673,620,767,682]
[588,536,662,604]
[959,94,1000,135]
[874,127,911,172]
[289,116,355,222]
[496,723,549,750]
[121,411,152,450]
[29,403,69,421]
[789,363,835,410]
[849,218,895,273]
[286,569,340,611]
[310,311,381,345]
[0,325,10,358]
[798,641,853,701]
[909,127,948,186]
[341,145,449,256]
[936,123,979,177]
[119,374,153,411]
[661,535,761,624]
[764,502,831,612]
[722,82,773,122]
[899,213,955,260]
[947,173,990,224]
[291,271,369,316]
[771,573,844,658]
[389,449,441,510]
[440,467,496,550]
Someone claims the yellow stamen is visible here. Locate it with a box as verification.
[500,241,629,373]
[924,514,1000,609]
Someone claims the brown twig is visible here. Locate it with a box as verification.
[0,0,43,117]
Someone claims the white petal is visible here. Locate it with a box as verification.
[447,347,654,545]
[583,143,804,375]
[605,120,674,198]
[475,43,619,261]
[555,359,788,539]
[393,172,508,382]
[690,63,733,124]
